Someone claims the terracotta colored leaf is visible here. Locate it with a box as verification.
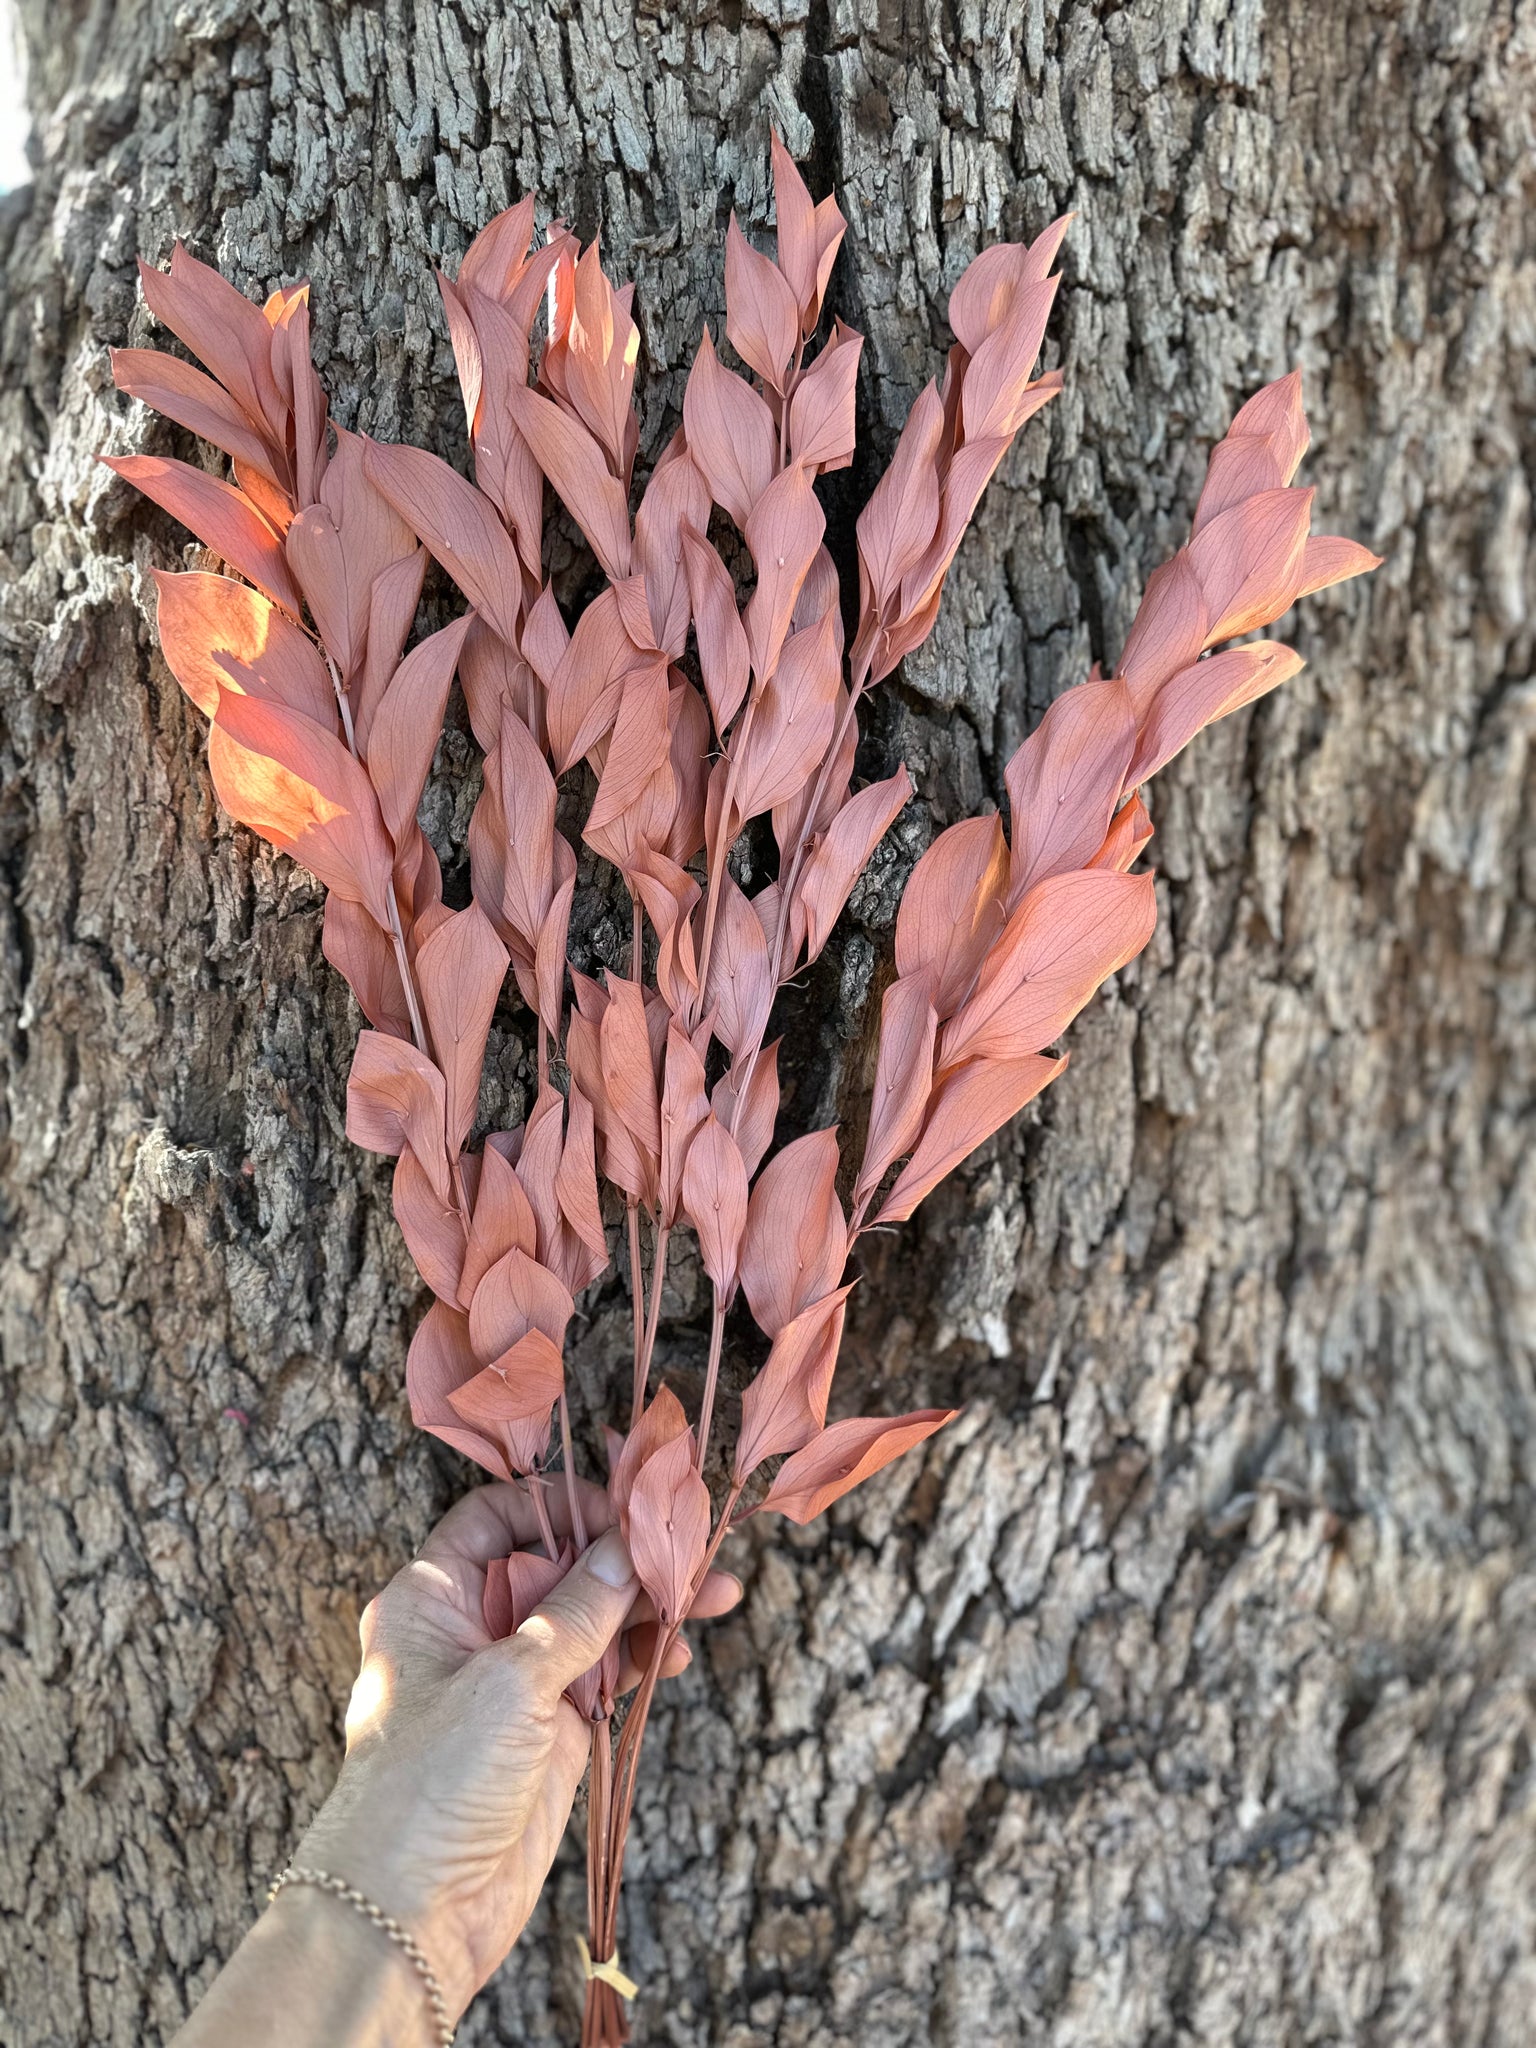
[732,607,840,821]
[941,868,1158,1069]
[702,870,774,1059]
[680,1111,749,1294]
[894,813,1009,1019]
[415,904,508,1152]
[468,1243,576,1359]
[754,1408,959,1524]
[959,277,1059,441]
[796,767,913,962]
[208,691,395,923]
[504,1546,568,1631]
[322,897,411,1039]
[856,973,939,1207]
[1126,641,1306,786]
[547,587,651,772]
[1186,485,1314,642]
[505,381,633,581]
[346,1030,451,1193]
[103,455,299,613]
[634,435,711,658]
[856,381,946,623]
[610,1385,693,1532]
[734,1284,855,1480]
[712,1039,781,1180]
[111,347,284,488]
[681,526,750,733]
[600,976,663,1180]
[771,133,845,335]
[1193,371,1309,531]
[724,214,800,393]
[556,1085,610,1272]
[877,1054,1066,1224]
[354,548,428,751]
[628,1428,711,1624]
[739,1126,846,1338]
[559,240,641,475]
[367,613,475,841]
[461,1139,539,1303]
[1294,534,1383,599]
[135,244,288,447]
[152,569,334,726]
[535,872,575,1043]
[586,661,673,836]
[1005,676,1137,906]
[788,321,862,473]
[392,1145,467,1303]
[947,218,1071,355]
[446,1327,565,1430]
[680,328,777,531]
[406,1300,510,1480]
[286,430,418,680]
[1089,794,1154,874]
[361,438,525,645]
[659,1023,710,1225]
[743,465,826,685]
[1116,554,1209,708]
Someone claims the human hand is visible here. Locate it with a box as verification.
[293,1479,741,2022]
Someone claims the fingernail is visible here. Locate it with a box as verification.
[587,1530,635,1588]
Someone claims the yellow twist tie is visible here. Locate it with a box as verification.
[576,1934,638,2000]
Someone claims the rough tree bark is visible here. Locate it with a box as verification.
[1,2,1532,2043]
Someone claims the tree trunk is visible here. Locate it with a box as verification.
[2,2,1532,2043]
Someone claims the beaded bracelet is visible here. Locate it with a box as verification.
[268,1865,454,2046]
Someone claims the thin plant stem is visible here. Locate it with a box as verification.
[626,1201,646,1428]
[634,1222,670,1405]
[558,1392,588,1552]
[693,1290,727,1473]
[529,1474,559,1558]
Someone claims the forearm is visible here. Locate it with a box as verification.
[171,1884,437,2048]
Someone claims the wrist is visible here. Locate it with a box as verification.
[294,1771,480,2022]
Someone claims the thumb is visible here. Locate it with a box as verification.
[512,1530,636,1701]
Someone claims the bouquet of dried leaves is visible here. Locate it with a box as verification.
[104,134,1377,2044]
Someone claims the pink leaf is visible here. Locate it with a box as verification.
[681,328,778,530]
[1116,554,1209,710]
[702,869,774,1059]
[743,465,826,684]
[208,691,395,923]
[734,1284,854,1480]
[682,526,750,734]
[1293,533,1383,599]
[1004,676,1137,907]
[505,381,633,581]
[1127,641,1306,786]
[111,347,285,489]
[610,1384,691,1533]
[346,1030,451,1195]
[547,587,650,772]
[461,1138,539,1303]
[152,569,334,726]
[600,977,662,1175]
[415,904,508,1152]
[104,455,299,613]
[392,1144,468,1303]
[733,607,840,821]
[406,1300,510,1479]
[634,435,711,657]
[877,1054,1065,1224]
[724,214,800,393]
[135,244,289,448]
[940,868,1157,1069]
[894,813,1010,1019]
[796,767,913,962]
[712,1039,781,1180]
[468,1243,576,1359]
[585,661,673,835]
[366,613,475,841]
[855,973,939,1207]
[739,1126,846,1338]
[322,897,411,1039]
[754,1408,958,1524]
[361,438,526,645]
[855,383,944,618]
[659,1023,710,1226]
[1186,486,1314,643]
[628,1430,711,1624]
[788,321,863,473]
[680,1111,749,1294]
[445,1328,565,1430]
[1088,793,1154,874]
[771,134,846,335]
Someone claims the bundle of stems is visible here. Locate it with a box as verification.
[104,133,1377,2043]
